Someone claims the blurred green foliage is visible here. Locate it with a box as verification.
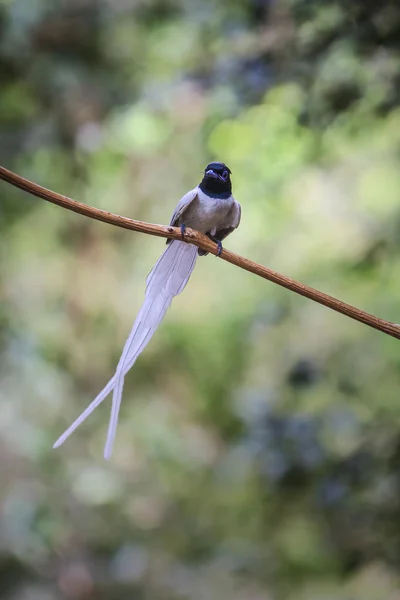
[1,1,400,598]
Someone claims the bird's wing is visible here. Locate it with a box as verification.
[169,187,198,226]
[230,199,241,229]
[215,199,241,241]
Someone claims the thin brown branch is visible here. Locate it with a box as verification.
[1,164,400,340]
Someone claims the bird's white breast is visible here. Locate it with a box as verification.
[184,188,234,233]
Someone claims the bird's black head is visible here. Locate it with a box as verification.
[199,162,232,199]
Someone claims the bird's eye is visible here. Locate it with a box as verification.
[221,170,229,180]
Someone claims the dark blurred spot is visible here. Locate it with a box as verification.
[32,5,101,61]
[342,549,364,574]
[247,411,325,488]
[387,435,400,472]
[318,478,347,508]
[136,0,181,26]
[323,81,361,114]
[342,451,373,486]
[338,377,359,396]
[238,56,274,103]
[287,359,319,388]
[0,556,34,595]
[351,239,388,273]
[248,0,275,25]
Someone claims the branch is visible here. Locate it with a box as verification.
[1,164,400,340]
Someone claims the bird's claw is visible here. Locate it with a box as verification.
[180,223,186,239]
[216,240,223,257]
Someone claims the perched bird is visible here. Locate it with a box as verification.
[53,162,241,459]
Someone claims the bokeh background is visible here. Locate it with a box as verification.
[1,1,400,598]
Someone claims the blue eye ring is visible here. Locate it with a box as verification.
[221,170,229,180]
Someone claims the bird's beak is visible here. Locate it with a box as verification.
[205,169,220,180]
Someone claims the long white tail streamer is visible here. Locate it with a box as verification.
[53,241,198,459]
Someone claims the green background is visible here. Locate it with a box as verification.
[1,1,400,598]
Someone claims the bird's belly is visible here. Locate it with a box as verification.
[182,196,233,233]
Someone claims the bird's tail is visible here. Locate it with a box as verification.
[53,241,198,459]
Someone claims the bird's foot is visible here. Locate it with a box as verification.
[206,233,223,257]
[180,223,186,239]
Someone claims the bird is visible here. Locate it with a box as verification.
[53,162,241,459]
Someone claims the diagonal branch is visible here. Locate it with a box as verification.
[1,164,400,340]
